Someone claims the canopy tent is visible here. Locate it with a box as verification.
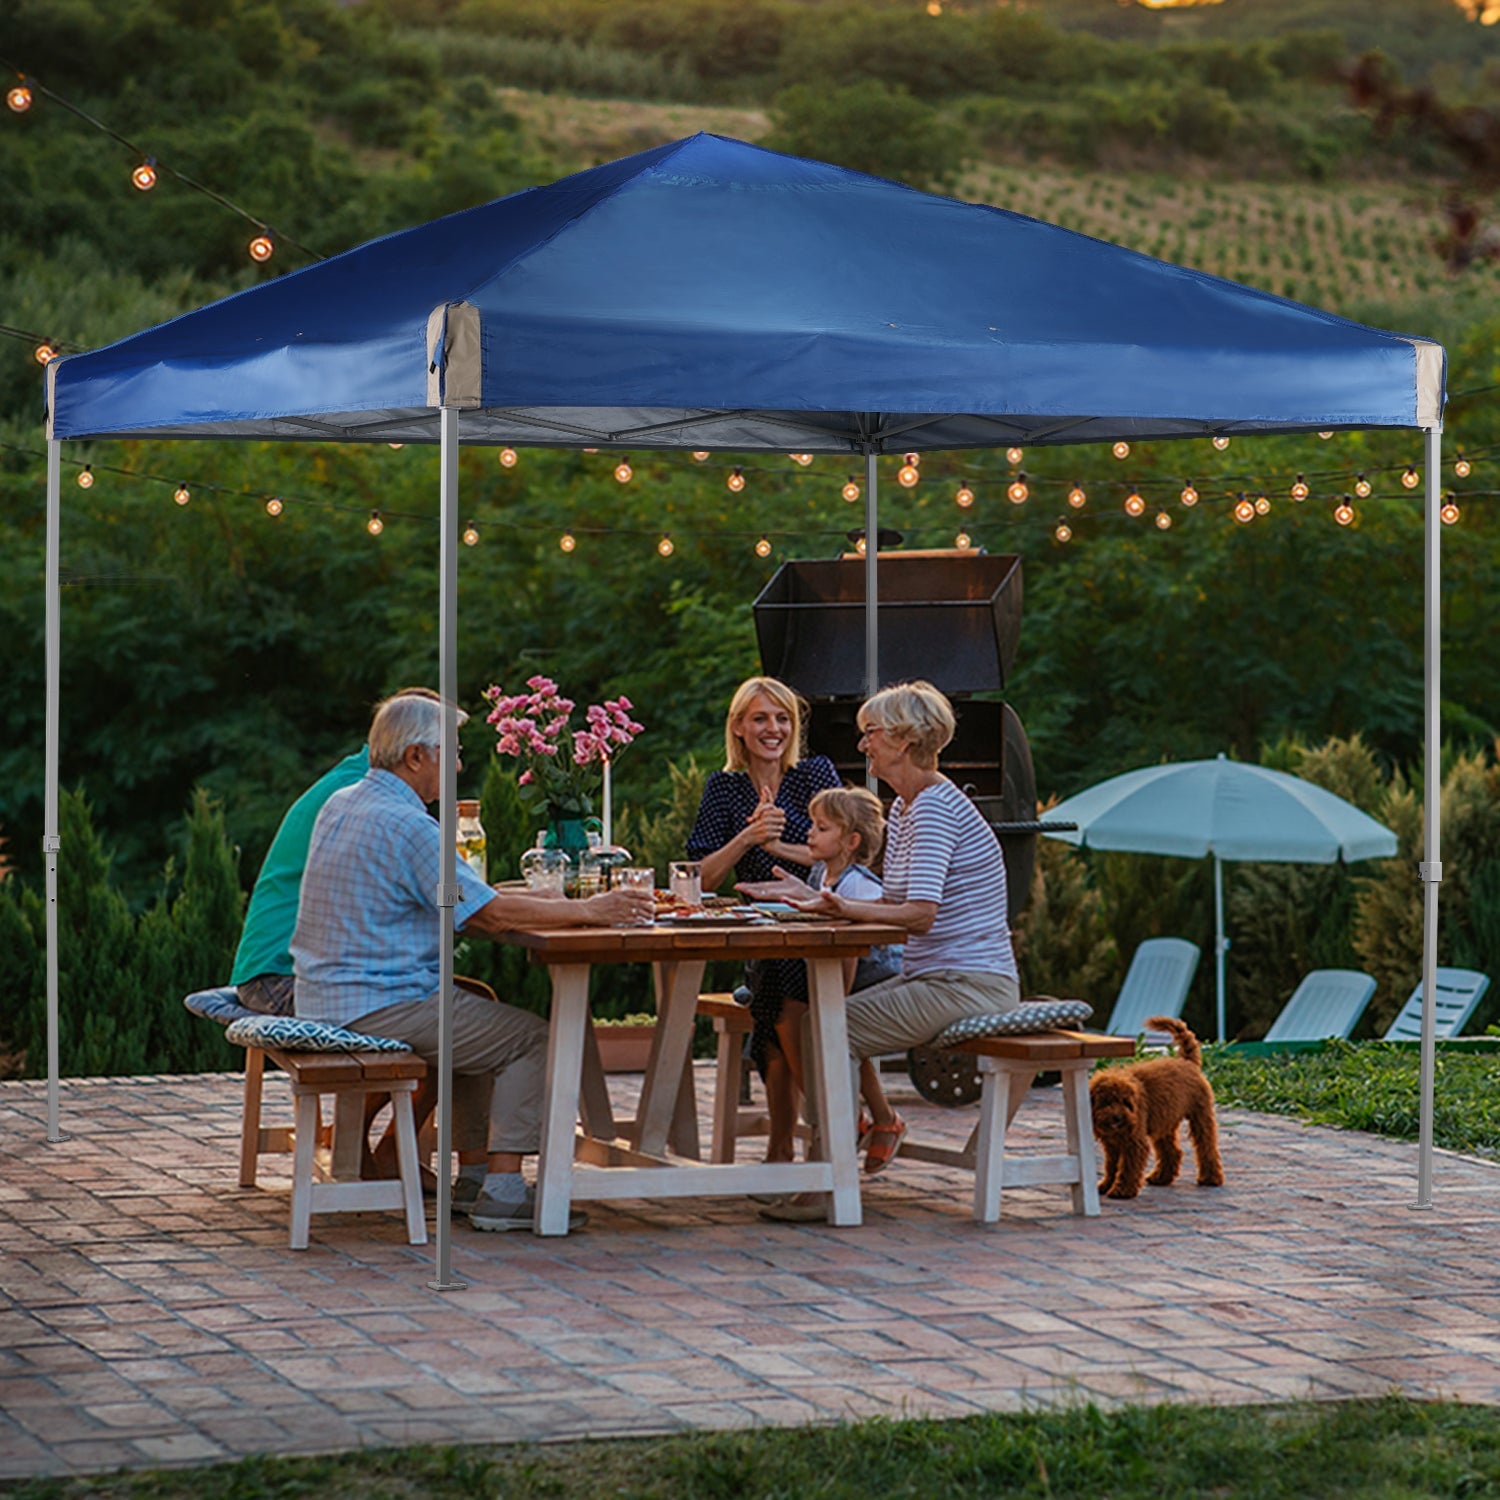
[43,133,1449,1278]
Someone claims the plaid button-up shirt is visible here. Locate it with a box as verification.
[291,769,496,1026]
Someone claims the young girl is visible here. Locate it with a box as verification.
[805,786,906,1174]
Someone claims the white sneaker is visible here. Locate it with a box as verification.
[467,1188,588,1233]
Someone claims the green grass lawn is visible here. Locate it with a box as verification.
[7,1397,1500,1499]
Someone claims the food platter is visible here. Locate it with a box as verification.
[654,908,766,926]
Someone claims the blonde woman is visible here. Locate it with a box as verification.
[686,676,839,1161]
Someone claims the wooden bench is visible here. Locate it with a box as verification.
[897,1030,1135,1223]
[695,994,768,1163]
[239,1045,429,1250]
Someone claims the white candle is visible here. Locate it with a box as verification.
[601,753,612,850]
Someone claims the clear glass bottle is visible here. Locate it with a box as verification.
[520,841,570,894]
[456,799,487,882]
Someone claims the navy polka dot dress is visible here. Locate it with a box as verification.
[687,755,840,1070]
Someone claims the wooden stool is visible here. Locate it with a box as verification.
[238,1045,429,1249]
[898,1030,1135,1223]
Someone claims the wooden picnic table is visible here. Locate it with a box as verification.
[495,918,906,1235]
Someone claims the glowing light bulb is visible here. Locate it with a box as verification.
[1054,523,1072,543]
[1212,435,1231,451]
[755,535,772,557]
[614,457,633,483]
[367,510,383,535]
[1455,454,1472,478]
[582,447,598,454]
[955,531,972,550]
[248,232,274,263]
[1006,447,1024,466]
[131,159,157,191]
[657,535,674,557]
[903,452,921,467]
[1290,473,1309,501]
[560,532,576,552]
[1067,484,1087,509]
[1254,493,1271,515]
[1441,500,1460,525]
[842,476,860,502]
[1401,466,1420,489]
[1334,500,1355,526]
[1354,473,1372,498]
[6,82,32,113]
[727,467,745,493]
[1112,441,1131,460]
[1234,497,1255,524]
[387,442,404,450]
[1123,489,1145,517]
[173,483,190,506]
[691,451,710,462]
[1180,482,1199,507]
[1317,430,1334,440]
[855,536,867,556]
[265,496,283,517]
[927,0,942,15]
[499,447,517,468]
[1155,511,1173,530]
[790,453,813,467]
[955,484,974,509]
[76,465,93,489]
[463,521,479,546]
[33,339,58,365]
[1007,475,1029,504]
[897,464,920,487]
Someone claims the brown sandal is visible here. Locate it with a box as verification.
[863,1113,907,1175]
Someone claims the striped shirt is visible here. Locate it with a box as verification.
[291,769,496,1026]
[882,778,1017,980]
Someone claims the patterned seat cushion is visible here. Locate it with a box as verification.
[183,986,257,1026]
[930,998,1094,1049]
[223,1015,412,1054]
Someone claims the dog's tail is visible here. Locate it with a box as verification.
[1146,1016,1203,1067]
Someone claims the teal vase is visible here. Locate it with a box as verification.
[545,814,600,860]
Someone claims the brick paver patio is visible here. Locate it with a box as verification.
[2,1061,1498,1478]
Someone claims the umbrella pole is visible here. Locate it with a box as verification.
[863,449,878,792]
[430,405,465,1289]
[1415,423,1443,1209]
[44,438,62,1142]
[1214,854,1226,1043]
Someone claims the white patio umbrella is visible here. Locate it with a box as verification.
[1044,754,1398,1041]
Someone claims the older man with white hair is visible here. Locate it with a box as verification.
[292,693,652,1232]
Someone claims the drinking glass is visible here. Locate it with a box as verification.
[668,860,703,907]
[617,866,656,925]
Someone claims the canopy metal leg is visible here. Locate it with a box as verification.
[44,439,62,1142]
[1214,854,1227,1043]
[863,449,878,791]
[1415,422,1443,1210]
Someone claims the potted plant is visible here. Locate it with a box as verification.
[592,1012,659,1073]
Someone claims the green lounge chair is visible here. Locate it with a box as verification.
[1381,968,1492,1042]
[1262,969,1376,1043]
[1105,937,1201,1046]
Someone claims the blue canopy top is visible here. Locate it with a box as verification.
[48,133,1444,452]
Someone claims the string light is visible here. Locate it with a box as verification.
[1234,496,1255,523]
[955,483,975,509]
[1112,441,1131,460]
[1054,523,1072,543]
[691,451,710,462]
[499,447,517,468]
[855,536,867,556]
[1401,466,1420,489]
[657,534,674,557]
[1155,511,1172,530]
[248,232,274,263]
[897,463,920,487]
[1290,473,1309,501]
[6,80,32,113]
[790,453,813,467]
[1180,482,1199,507]
[955,531,972,550]
[1455,453,1472,478]
[1212,436,1231,451]
[1006,447,1024,466]
[33,339,58,364]
[386,442,404,450]
[1334,498,1355,526]
[1317,431,1334,440]
[76,464,93,489]
[463,520,480,546]
[1123,488,1145,517]
[842,475,860,502]
[1007,474,1029,504]
[1441,499,1461,525]
[1355,473,1372,498]
[1067,483,1087,509]
[265,496,283,517]
[755,535,772,557]
[1254,493,1271,515]
[903,452,921,467]
[613,456,633,484]
[727,466,745,493]
[131,159,156,191]
[559,531,576,552]
[367,509,383,535]
[173,483,190,506]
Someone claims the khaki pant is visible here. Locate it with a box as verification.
[803,968,1020,1128]
[352,991,548,1155]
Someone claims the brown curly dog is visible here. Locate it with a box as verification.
[1090,1016,1224,1200]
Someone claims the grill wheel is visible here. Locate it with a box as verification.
[905,1045,983,1107]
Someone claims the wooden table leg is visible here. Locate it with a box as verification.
[535,963,591,1236]
[579,1018,617,1141]
[635,958,706,1157]
[807,957,861,1227]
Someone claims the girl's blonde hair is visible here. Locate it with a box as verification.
[724,676,805,774]
[858,680,955,770]
[809,785,886,866]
